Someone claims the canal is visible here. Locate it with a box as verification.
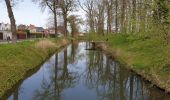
[4,42,170,100]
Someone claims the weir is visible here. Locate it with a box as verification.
[86,41,106,50]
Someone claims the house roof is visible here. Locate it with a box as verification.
[36,27,44,30]
[36,27,44,32]
[28,24,36,29]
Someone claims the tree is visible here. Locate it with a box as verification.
[120,0,126,33]
[78,0,96,33]
[115,0,118,33]
[94,0,105,35]
[153,0,170,42]
[131,0,136,33]
[4,0,17,43]
[33,0,59,37]
[78,0,170,39]
[59,0,76,37]
[105,0,114,34]
[68,15,83,37]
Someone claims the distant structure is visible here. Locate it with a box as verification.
[18,24,28,30]
[0,22,64,41]
[0,22,12,40]
[28,24,36,33]
[46,26,65,37]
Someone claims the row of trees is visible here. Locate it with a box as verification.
[3,0,170,42]
[79,0,170,37]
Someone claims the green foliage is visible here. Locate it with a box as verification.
[68,15,79,37]
[153,0,170,41]
[153,0,169,24]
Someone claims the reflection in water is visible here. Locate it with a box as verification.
[6,42,170,100]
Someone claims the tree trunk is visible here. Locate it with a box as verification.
[115,0,118,33]
[106,0,113,34]
[121,0,126,33]
[54,11,58,37]
[64,14,67,37]
[14,88,19,100]
[132,0,136,33]
[89,14,95,32]
[5,0,17,43]
[107,7,112,34]
[54,53,58,99]
[53,0,58,37]
[129,75,134,100]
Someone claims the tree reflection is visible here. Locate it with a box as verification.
[13,88,19,100]
[84,49,168,100]
[70,40,78,63]
[32,48,77,100]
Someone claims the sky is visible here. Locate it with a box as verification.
[0,0,50,27]
[0,0,86,31]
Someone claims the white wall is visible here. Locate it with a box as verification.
[0,23,11,31]
[0,31,12,40]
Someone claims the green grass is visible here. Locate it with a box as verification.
[86,33,170,92]
[0,38,68,98]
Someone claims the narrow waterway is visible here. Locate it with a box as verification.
[5,42,170,100]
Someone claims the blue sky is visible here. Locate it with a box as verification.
[0,0,51,27]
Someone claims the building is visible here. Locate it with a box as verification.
[28,24,36,33]
[0,23,46,40]
[0,23,10,31]
[18,24,28,30]
[28,25,45,38]
[17,30,27,39]
[47,26,65,37]
[0,23,12,40]
[28,25,44,33]
[17,24,28,39]
[35,27,44,33]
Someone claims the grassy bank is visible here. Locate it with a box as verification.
[86,33,170,93]
[0,38,69,97]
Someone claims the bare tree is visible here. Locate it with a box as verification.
[94,0,105,35]
[33,0,59,37]
[4,0,17,43]
[59,0,76,37]
[68,15,78,37]
[105,0,114,34]
[120,0,126,33]
[132,0,136,33]
[115,0,118,33]
[78,0,96,33]
[77,0,169,39]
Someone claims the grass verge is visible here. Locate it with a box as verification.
[0,38,69,97]
[86,33,170,93]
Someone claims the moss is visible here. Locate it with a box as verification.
[0,38,69,98]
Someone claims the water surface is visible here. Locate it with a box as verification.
[5,42,170,100]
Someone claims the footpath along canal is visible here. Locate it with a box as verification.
[2,42,170,100]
